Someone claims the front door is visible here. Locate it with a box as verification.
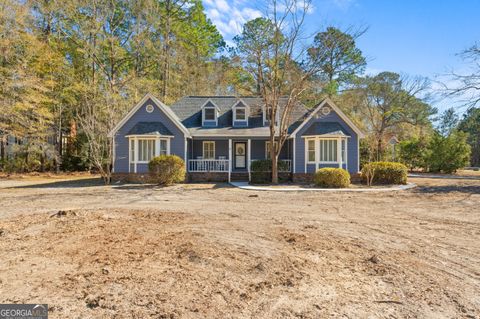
[234,142,246,169]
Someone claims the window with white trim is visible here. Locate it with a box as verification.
[235,108,246,121]
[307,140,315,162]
[204,108,215,121]
[203,141,215,159]
[129,139,135,162]
[306,138,346,164]
[129,137,170,164]
[159,139,168,155]
[138,139,156,162]
[319,139,337,162]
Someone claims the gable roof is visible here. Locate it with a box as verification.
[290,98,365,138]
[108,93,190,138]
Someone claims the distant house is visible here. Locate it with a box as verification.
[109,94,364,182]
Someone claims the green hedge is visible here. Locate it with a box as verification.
[250,159,290,172]
[361,161,407,185]
[148,155,186,185]
[250,172,290,184]
[250,159,290,184]
[313,168,350,188]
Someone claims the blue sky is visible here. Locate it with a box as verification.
[202,0,480,112]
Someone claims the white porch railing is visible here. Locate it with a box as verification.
[251,159,292,172]
[188,159,229,172]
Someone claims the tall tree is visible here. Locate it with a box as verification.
[308,26,366,96]
[458,107,480,166]
[349,72,436,161]
[437,107,459,137]
[234,0,338,183]
[233,17,276,94]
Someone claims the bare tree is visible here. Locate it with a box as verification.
[442,43,480,108]
[251,0,335,184]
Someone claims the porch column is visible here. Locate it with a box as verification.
[247,139,251,181]
[134,138,138,173]
[228,139,232,182]
[337,137,342,168]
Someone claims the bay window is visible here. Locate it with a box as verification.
[306,137,347,166]
[138,139,156,162]
[128,137,170,166]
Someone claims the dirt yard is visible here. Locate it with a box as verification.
[0,174,479,318]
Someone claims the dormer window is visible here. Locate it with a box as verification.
[235,108,246,121]
[204,107,215,121]
[201,100,219,126]
[232,100,249,127]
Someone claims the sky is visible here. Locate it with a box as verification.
[202,0,480,113]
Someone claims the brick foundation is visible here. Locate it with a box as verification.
[188,172,229,182]
[292,173,314,184]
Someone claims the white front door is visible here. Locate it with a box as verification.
[235,142,246,169]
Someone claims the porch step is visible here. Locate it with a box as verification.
[230,172,249,182]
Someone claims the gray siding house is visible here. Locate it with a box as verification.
[109,94,364,182]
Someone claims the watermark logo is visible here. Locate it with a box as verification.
[0,304,48,319]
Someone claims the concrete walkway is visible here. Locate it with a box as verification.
[230,182,417,192]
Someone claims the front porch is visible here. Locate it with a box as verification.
[186,138,292,181]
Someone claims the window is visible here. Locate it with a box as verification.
[203,141,215,159]
[129,137,170,164]
[341,139,346,163]
[265,141,278,159]
[306,138,343,163]
[138,139,156,162]
[307,140,315,162]
[130,139,135,162]
[235,108,246,121]
[319,139,337,162]
[204,108,215,121]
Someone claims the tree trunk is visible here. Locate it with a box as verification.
[0,136,5,164]
[162,0,171,101]
[271,154,278,184]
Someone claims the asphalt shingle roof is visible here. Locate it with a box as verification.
[169,96,309,136]
[127,122,173,136]
[302,122,350,137]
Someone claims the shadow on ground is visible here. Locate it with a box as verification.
[10,178,104,189]
[414,185,480,194]
[112,182,232,191]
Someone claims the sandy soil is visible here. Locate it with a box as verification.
[0,175,479,318]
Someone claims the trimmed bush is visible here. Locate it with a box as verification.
[250,159,289,172]
[250,159,290,184]
[148,155,186,185]
[314,168,350,188]
[361,161,408,185]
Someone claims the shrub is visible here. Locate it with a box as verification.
[424,131,471,174]
[250,159,290,184]
[313,168,350,188]
[398,137,427,170]
[250,159,289,172]
[361,161,408,185]
[148,155,186,185]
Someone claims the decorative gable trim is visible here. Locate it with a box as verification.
[290,98,365,138]
[108,93,191,138]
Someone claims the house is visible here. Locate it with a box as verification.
[109,94,365,182]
